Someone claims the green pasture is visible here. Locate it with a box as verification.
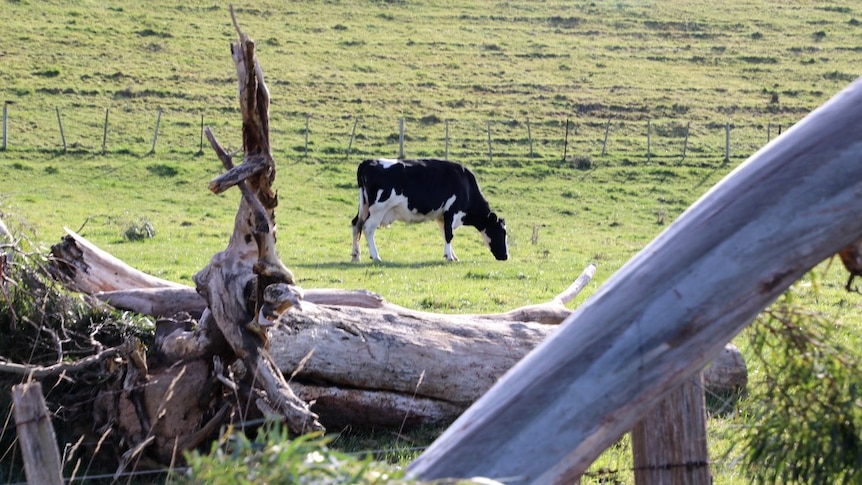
[2,0,862,483]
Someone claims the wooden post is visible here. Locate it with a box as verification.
[1,102,7,151]
[346,116,359,161]
[445,119,450,160]
[487,121,493,164]
[631,373,712,485]
[407,78,862,484]
[601,118,611,157]
[527,118,533,158]
[13,382,64,485]
[399,117,405,159]
[304,114,310,159]
[101,108,109,154]
[682,121,690,160]
[647,119,652,162]
[767,122,771,143]
[150,108,162,154]
[563,117,570,161]
[198,113,205,155]
[55,107,67,152]
[724,122,730,162]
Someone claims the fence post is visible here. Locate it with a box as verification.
[304,114,310,159]
[150,108,162,154]
[55,107,67,152]
[563,117,570,161]
[767,122,771,143]
[198,113,204,155]
[487,121,493,164]
[102,108,109,154]
[398,117,405,159]
[724,122,730,162]
[647,119,652,162]
[445,119,450,160]
[682,121,690,160]
[2,101,9,151]
[631,373,712,485]
[601,118,611,157]
[346,115,359,161]
[13,382,64,485]
[527,118,533,158]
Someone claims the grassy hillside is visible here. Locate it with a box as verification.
[3,0,860,161]
[2,0,862,483]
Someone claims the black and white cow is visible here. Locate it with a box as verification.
[351,158,508,262]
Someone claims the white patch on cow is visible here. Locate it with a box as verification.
[372,191,455,226]
[361,191,459,261]
[479,228,492,249]
[450,209,465,231]
[444,242,457,261]
[376,158,400,169]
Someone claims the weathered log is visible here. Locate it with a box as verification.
[702,343,747,396]
[270,302,551,408]
[270,302,746,428]
[291,382,464,430]
[50,228,186,295]
[44,234,746,428]
[406,78,862,483]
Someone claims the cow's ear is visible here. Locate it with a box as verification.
[489,212,498,222]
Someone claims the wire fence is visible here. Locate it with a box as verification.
[0,101,798,168]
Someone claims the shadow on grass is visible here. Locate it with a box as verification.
[292,260,451,270]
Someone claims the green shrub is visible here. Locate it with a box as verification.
[740,295,862,484]
[177,425,402,485]
[124,219,155,241]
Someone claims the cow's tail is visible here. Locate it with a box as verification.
[352,161,371,232]
[352,188,366,232]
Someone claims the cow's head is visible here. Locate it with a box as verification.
[482,212,508,261]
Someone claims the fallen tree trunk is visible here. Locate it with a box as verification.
[49,231,746,428]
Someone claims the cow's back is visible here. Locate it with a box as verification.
[357,158,477,214]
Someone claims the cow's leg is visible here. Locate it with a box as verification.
[351,214,362,262]
[441,213,458,261]
[363,207,385,262]
[365,224,382,261]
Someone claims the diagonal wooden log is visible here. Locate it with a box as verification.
[407,78,862,483]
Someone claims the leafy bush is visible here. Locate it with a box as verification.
[177,425,403,485]
[124,219,155,241]
[740,295,862,484]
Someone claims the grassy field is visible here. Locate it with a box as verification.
[3,0,862,483]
